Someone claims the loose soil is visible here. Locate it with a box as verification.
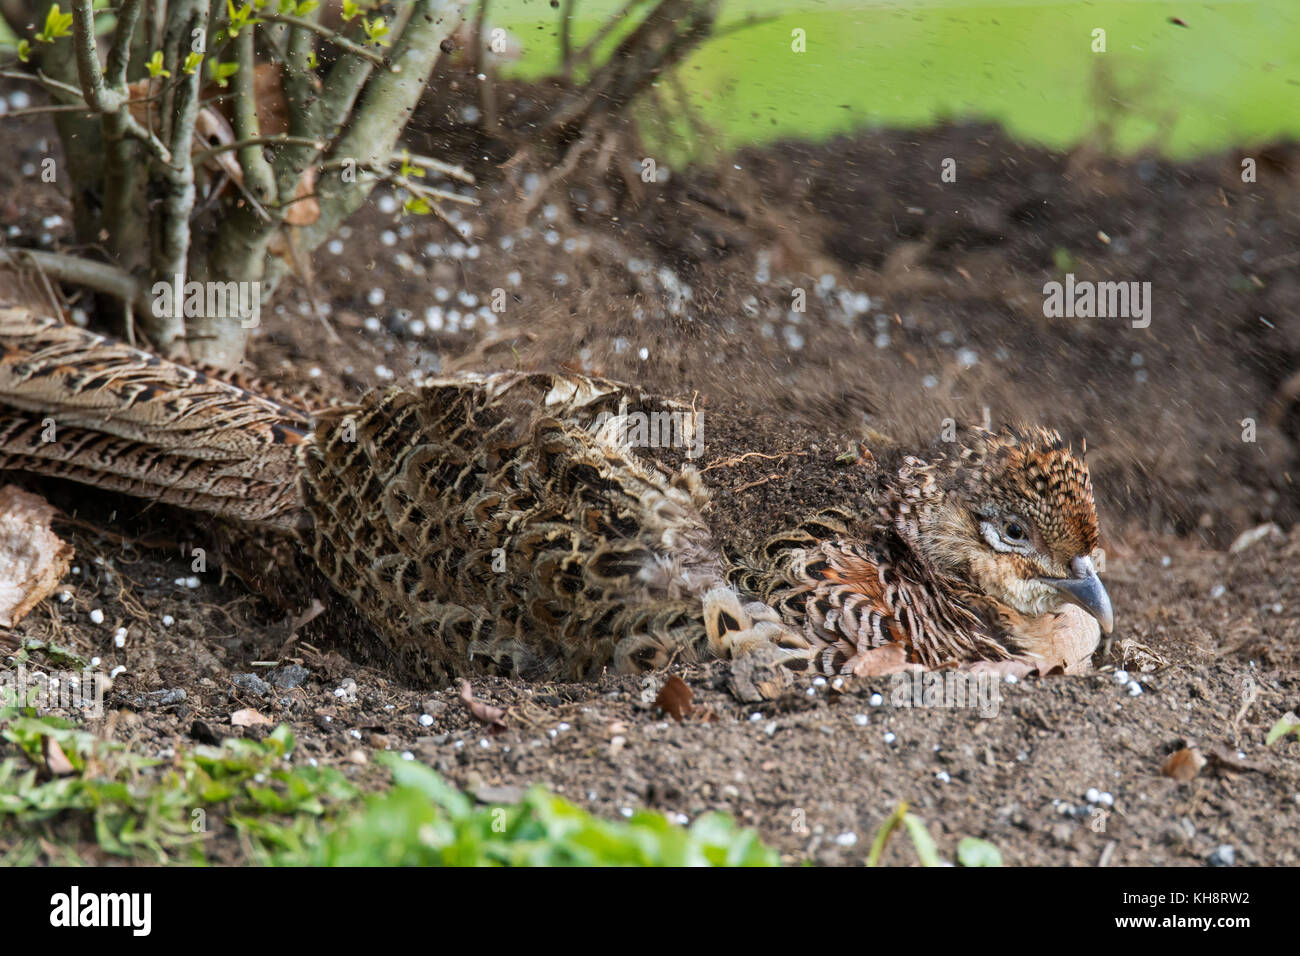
[2,84,1299,864]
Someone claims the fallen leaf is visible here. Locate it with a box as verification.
[0,485,73,627]
[655,674,694,720]
[43,736,75,776]
[1161,747,1206,782]
[459,679,506,733]
[230,708,272,727]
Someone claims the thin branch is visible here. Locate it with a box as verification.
[0,68,87,100]
[559,0,576,69]
[359,162,480,206]
[105,0,146,89]
[230,25,276,203]
[70,0,121,113]
[260,13,390,67]
[0,102,100,118]
[55,6,174,164]
[0,248,148,314]
[193,135,325,167]
[321,151,476,184]
[566,0,649,78]
[284,0,471,258]
[402,153,477,184]
[145,0,209,351]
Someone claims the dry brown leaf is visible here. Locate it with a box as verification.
[655,674,694,720]
[849,642,914,677]
[1161,747,1206,782]
[0,485,73,627]
[459,679,506,733]
[231,708,272,727]
[281,165,320,227]
[43,735,75,776]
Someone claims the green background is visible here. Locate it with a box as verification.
[497,0,1300,158]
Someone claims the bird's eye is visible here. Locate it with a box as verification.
[1003,521,1027,542]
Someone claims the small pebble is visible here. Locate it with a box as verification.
[89,609,105,625]
[1207,844,1236,867]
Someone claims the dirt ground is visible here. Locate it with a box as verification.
[2,82,1299,864]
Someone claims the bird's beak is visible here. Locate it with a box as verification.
[1042,556,1113,634]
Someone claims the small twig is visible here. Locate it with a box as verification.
[260,13,391,68]
[320,151,476,184]
[516,124,603,220]
[354,162,480,211]
[23,252,68,324]
[193,135,325,168]
[0,103,98,118]
[731,473,783,494]
[566,0,648,78]
[700,450,806,473]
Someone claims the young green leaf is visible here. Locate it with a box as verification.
[1266,712,1300,746]
[956,837,1003,867]
[210,61,241,88]
[145,50,171,79]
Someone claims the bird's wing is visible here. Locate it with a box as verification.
[300,371,781,681]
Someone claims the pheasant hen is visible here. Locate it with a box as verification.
[0,307,1112,695]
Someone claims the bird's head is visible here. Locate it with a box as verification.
[891,425,1113,634]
